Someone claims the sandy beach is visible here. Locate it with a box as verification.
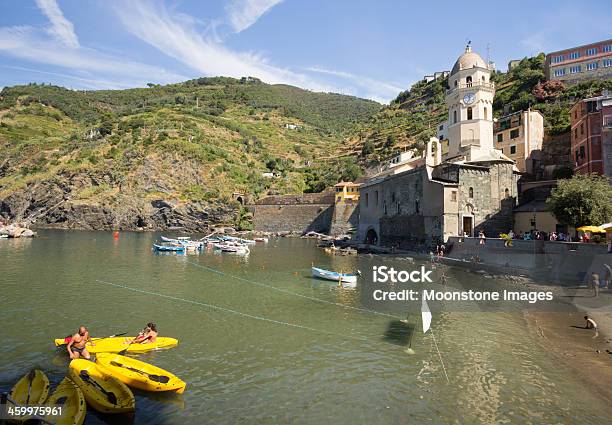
[525,286,612,402]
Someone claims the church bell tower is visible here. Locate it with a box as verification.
[445,44,495,160]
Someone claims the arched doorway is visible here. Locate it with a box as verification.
[365,228,378,245]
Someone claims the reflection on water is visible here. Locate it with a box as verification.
[0,230,610,424]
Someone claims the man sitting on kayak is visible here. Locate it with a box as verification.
[130,322,158,344]
[67,326,95,359]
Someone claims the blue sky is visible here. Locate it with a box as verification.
[0,0,610,103]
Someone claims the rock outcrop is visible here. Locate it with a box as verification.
[0,223,36,238]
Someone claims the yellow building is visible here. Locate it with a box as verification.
[493,109,544,173]
[334,182,361,203]
[513,199,575,235]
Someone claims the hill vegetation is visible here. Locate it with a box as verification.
[341,53,612,165]
[0,77,379,230]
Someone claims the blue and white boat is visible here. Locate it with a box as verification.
[311,267,358,285]
[153,243,185,252]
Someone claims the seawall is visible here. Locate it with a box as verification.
[446,236,610,283]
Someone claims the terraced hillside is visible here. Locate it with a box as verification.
[342,53,612,169]
[0,78,380,231]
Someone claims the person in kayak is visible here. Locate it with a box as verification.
[67,326,94,359]
[131,322,158,344]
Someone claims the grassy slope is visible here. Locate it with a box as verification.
[0,78,380,218]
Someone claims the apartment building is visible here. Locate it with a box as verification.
[570,91,612,177]
[493,109,544,173]
[545,39,612,83]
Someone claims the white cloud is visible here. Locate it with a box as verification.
[0,26,187,88]
[35,0,79,48]
[225,0,283,33]
[114,1,334,93]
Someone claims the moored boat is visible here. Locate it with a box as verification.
[254,237,269,243]
[96,353,186,394]
[10,369,50,406]
[311,266,358,285]
[43,377,86,425]
[69,360,135,414]
[153,244,185,252]
[213,242,250,254]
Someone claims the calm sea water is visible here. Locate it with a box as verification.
[0,230,610,425]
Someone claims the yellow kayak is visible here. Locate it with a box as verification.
[43,377,86,425]
[68,359,135,414]
[55,336,179,353]
[96,353,186,394]
[10,369,50,405]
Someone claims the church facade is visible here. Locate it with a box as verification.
[357,45,519,248]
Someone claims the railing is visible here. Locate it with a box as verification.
[446,82,495,95]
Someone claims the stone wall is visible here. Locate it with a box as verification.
[446,236,610,283]
[251,193,335,234]
[456,162,517,237]
[329,201,359,236]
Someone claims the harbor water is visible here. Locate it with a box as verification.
[1,230,610,424]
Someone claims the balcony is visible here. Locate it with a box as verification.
[446,82,495,95]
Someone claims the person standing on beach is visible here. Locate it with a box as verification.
[479,230,485,245]
[590,272,600,297]
[604,264,611,289]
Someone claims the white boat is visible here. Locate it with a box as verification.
[0,235,8,239]
[311,267,358,285]
[213,243,250,254]
[161,236,204,249]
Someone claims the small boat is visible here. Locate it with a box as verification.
[43,377,86,425]
[153,244,185,252]
[254,237,269,243]
[96,353,186,394]
[160,236,178,243]
[69,360,135,414]
[311,267,358,285]
[54,336,179,354]
[214,243,250,254]
[0,234,8,239]
[10,369,50,406]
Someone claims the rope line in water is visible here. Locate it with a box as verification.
[94,279,368,342]
[430,331,450,383]
[186,260,402,320]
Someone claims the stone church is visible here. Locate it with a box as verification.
[357,45,519,247]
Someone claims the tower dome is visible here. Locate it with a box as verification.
[451,44,488,75]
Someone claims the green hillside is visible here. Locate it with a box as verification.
[342,53,612,163]
[0,78,380,230]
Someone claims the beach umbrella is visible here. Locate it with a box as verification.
[576,225,605,233]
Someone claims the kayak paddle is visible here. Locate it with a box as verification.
[118,339,136,355]
[110,360,170,383]
[79,370,118,405]
[25,369,35,405]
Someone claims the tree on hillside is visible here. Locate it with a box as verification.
[546,174,612,230]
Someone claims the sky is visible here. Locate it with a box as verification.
[0,0,610,103]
